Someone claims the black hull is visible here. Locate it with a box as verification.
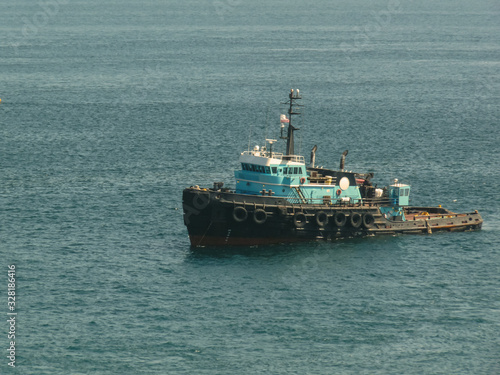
[183,187,483,247]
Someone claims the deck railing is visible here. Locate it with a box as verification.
[284,196,394,206]
[240,151,304,163]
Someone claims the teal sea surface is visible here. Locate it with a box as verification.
[1,0,499,374]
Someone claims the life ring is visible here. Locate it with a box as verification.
[362,213,375,229]
[293,212,307,228]
[350,212,362,228]
[300,177,306,184]
[232,206,248,223]
[333,212,346,227]
[315,211,328,227]
[253,209,267,225]
[336,189,342,196]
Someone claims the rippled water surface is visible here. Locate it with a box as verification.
[1,0,499,374]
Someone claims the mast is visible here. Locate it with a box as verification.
[281,89,302,157]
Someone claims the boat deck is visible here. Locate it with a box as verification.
[404,212,463,221]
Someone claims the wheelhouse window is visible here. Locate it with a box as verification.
[243,163,276,174]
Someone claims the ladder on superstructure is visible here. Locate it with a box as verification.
[293,187,307,204]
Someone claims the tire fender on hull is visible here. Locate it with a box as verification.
[253,209,268,225]
[362,213,375,229]
[333,212,347,227]
[232,206,248,223]
[294,212,307,228]
[350,212,362,228]
[315,211,328,227]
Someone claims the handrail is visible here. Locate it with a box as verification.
[240,151,304,163]
[285,196,394,206]
[282,155,305,163]
[241,150,284,159]
[292,187,307,204]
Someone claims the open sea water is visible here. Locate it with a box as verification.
[1,0,499,374]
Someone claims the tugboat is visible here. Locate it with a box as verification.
[183,90,483,246]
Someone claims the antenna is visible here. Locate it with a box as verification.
[280,89,302,157]
[247,123,253,152]
[264,105,270,142]
[266,139,277,157]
